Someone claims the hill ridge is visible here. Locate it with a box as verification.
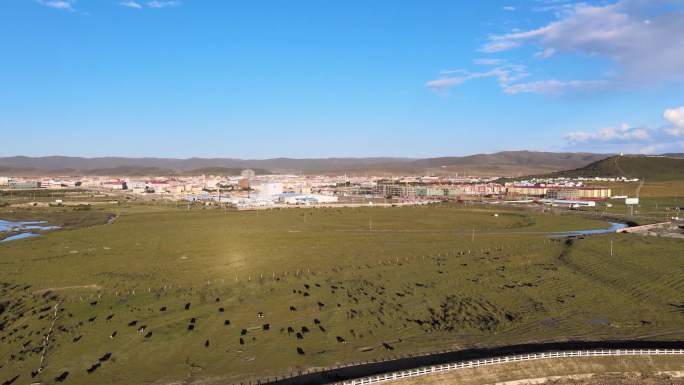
[542,155,684,181]
[0,151,610,176]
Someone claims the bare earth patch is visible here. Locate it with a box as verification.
[32,284,102,294]
[388,356,684,385]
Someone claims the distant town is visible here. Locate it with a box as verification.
[0,169,640,210]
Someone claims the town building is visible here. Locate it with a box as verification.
[506,184,611,200]
[9,181,41,189]
[241,169,256,179]
[546,187,611,200]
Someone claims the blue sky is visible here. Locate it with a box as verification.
[2,0,684,158]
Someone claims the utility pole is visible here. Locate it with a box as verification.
[369,218,372,232]
[610,239,613,257]
[471,227,475,243]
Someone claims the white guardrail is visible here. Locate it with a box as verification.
[338,349,684,385]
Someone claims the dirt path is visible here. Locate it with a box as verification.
[385,355,684,385]
[511,372,684,385]
[33,284,102,294]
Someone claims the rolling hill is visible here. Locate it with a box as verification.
[545,155,684,181]
[408,151,608,177]
[0,151,610,177]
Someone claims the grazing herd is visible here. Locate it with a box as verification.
[1,263,501,385]
[7,240,672,385]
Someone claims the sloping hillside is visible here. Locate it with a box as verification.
[410,151,608,177]
[0,151,608,176]
[411,151,605,169]
[548,155,684,181]
[180,167,270,176]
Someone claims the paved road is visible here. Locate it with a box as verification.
[256,340,684,385]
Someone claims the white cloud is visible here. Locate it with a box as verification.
[664,106,684,136]
[637,141,684,155]
[532,0,579,15]
[147,0,181,8]
[426,77,468,91]
[37,0,75,11]
[482,0,684,84]
[473,58,504,66]
[502,79,609,95]
[120,1,143,9]
[502,6,517,11]
[565,124,651,144]
[427,65,610,95]
[533,48,556,58]
[427,64,529,92]
[665,127,684,137]
[120,0,180,9]
[479,39,522,53]
[564,106,684,153]
[663,106,684,128]
[432,1,684,97]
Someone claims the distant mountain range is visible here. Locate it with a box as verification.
[0,151,612,177]
[545,155,684,181]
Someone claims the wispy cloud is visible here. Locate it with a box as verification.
[119,1,143,9]
[37,0,75,11]
[664,106,684,137]
[430,0,684,97]
[473,58,504,66]
[426,77,469,91]
[565,123,651,144]
[532,0,579,15]
[481,0,684,85]
[146,0,181,8]
[502,79,609,95]
[479,39,522,53]
[119,0,180,10]
[502,6,517,11]
[427,64,529,93]
[564,106,684,154]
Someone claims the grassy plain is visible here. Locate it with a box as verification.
[576,181,684,224]
[0,203,683,385]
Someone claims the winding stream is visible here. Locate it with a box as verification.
[0,219,60,243]
[550,222,627,237]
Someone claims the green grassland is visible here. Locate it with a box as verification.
[534,155,684,223]
[565,180,682,225]
[0,206,113,232]
[1,204,683,385]
[0,188,122,207]
[582,180,684,201]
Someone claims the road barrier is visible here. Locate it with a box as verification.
[337,348,684,385]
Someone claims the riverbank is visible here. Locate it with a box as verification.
[0,219,60,242]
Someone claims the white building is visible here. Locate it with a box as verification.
[227,196,275,209]
[282,194,338,205]
[44,179,65,189]
[101,180,126,190]
[127,180,147,192]
[241,169,256,179]
[253,182,283,197]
